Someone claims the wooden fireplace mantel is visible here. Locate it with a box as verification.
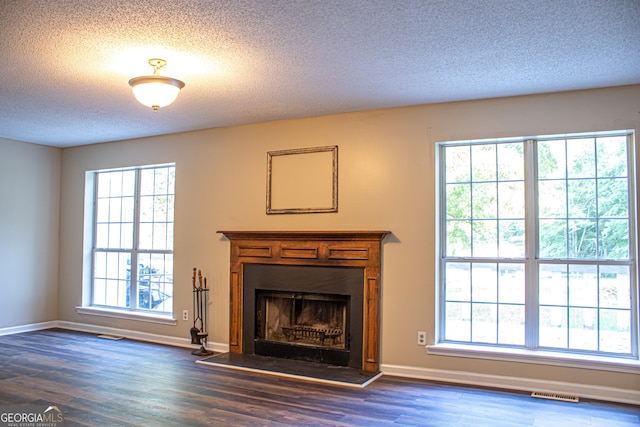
[218,230,389,372]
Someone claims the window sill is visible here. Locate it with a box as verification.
[76,306,176,326]
[426,343,640,375]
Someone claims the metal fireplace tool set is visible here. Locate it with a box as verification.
[190,267,214,356]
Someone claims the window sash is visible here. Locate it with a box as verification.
[438,132,637,358]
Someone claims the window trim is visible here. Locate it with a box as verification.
[82,163,176,319]
[436,130,638,361]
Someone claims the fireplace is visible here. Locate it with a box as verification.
[243,264,363,367]
[219,231,389,372]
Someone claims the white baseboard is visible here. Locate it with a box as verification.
[381,363,640,406]
[0,321,58,336]
[0,320,228,353]
[56,321,230,354]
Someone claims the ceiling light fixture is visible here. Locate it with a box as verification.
[128,58,185,111]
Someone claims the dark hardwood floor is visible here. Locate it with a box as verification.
[0,329,637,426]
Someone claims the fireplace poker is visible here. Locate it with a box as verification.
[190,268,200,344]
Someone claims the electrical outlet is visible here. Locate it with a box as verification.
[182,310,189,321]
[417,331,427,346]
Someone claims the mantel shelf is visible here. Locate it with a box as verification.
[218,230,391,242]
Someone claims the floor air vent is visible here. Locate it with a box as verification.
[531,391,579,403]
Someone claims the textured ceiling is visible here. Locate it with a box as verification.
[2,0,639,147]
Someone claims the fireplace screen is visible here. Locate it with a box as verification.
[256,291,349,350]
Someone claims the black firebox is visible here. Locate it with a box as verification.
[242,264,364,369]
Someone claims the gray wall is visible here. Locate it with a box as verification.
[0,138,61,329]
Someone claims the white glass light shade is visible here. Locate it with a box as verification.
[128,76,185,110]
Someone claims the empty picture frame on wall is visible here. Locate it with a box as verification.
[266,145,338,214]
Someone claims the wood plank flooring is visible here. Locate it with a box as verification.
[0,329,637,426]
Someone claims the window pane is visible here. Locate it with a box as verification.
[472,220,497,257]
[93,278,106,305]
[166,223,174,249]
[153,196,168,222]
[108,197,122,223]
[94,252,107,279]
[566,138,595,178]
[445,146,471,183]
[140,169,155,195]
[569,307,598,350]
[140,196,154,222]
[539,264,567,306]
[96,224,108,248]
[447,220,471,256]
[121,196,135,222]
[108,223,121,248]
[599,265,630,309]
[472,303,497,343]
[498,220,524,257]
[568,219,597,259]
[445,263,470,301]
[166,196,175,222]
[93,251,130,309]
[154,168,169,194]
[568,179,596,218]
[498,264,524,304]
[598,178,628,218]
[600,309,630,353]
[498,305,524,345]
[568,264,597,307]
[472,183,497,218]
[445,302,470,341]
[539,219,567,258]
[96,198,109,222]
[497,143,523,180]
[598,219,629,259]
[153,223,168,250]
[537,140,566,179]
[108,171,123,197]
[538,180,566,218]
[121,223,134,249]
[139,223,152,249]
[497,181,524,219]
[137,253,173,312]
[471,145,496,182]
[96,173,110,198]
[539,306,567,348]
[596,136,627,178]
[471,263,497,302]
[121,170,135,196]
[447,183,471,219]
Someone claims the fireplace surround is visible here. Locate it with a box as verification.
[219,231,389,372]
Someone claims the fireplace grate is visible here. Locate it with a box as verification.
[282,326,343,346]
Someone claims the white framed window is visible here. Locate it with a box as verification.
[89,164,175,316]
[438,131,637,359]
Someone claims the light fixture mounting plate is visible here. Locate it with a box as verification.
[148,58,166,69]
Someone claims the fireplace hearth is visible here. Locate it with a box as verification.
[219,230,389,372]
